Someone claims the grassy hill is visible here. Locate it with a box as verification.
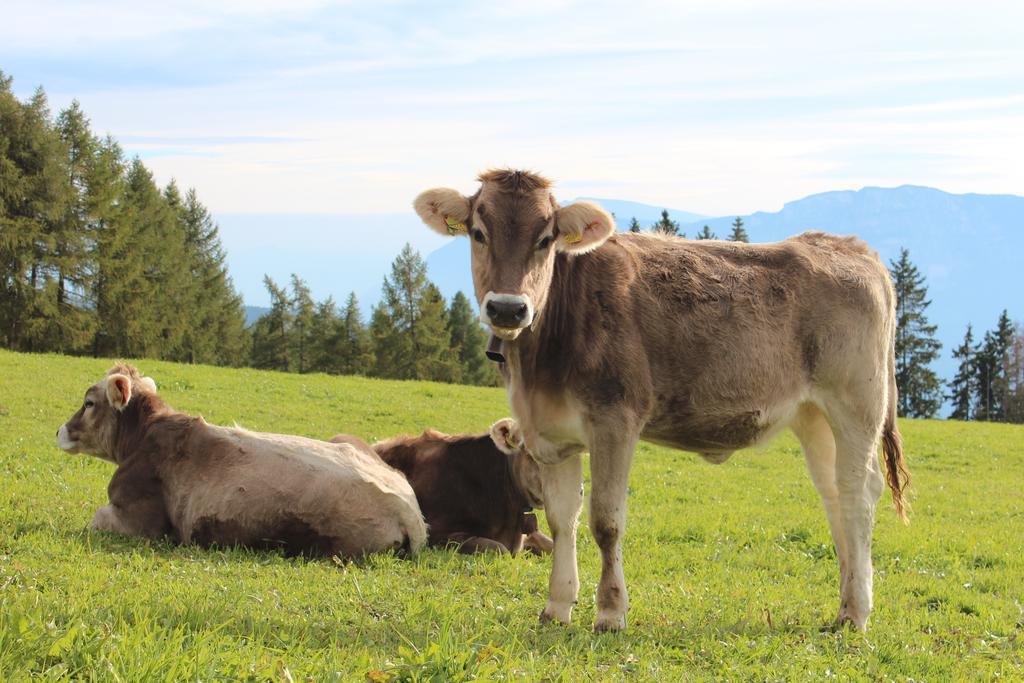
[1,350,1021,679]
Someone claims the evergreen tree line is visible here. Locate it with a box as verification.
[890,247,1022,423]
[628,212,750,242]
[249,245,494,385]
[946,312,1022,423]
[0,73,247,364]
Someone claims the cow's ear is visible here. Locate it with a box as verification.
[106,373,132,411]
[555,201,615,254]
[413,188,471,237]
[138,376,157,393]
[489,418,523,455]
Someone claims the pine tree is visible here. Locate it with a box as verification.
[0,74,26,348]
[947,324,976,421]
[628,217,641,233]
[173,186,248,365]
[975,310,1015,421]
[372,245,422,379]
[1004,327,1024,424]
[372,244,456,381]
[448,290,492,385]
[308,296,341,373]
[729,217,749,242]
[308,297,334,373]
[38,100,95,353]
[289,274,316,373]
[17,92,80,353]
[891,248,943,418]
[333,292,373,375]
[251,276,291,371]
[0,82,71,351]
[696,225,716,240]
[370,303,404,379]
[112,159,189,358]
[89,137,132,357]
[416,282,459,381]
[650,209,682,237]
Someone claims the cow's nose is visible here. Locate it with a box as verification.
[486,300,529,328]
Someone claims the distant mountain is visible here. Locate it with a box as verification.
[426,187,1024,414]
[571,197,707,228]
[244,306,270,327]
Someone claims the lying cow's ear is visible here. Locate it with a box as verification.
[489,418,523,455]
[138,376,157,394]
[105,373,132,411]
[413,188,471,237]
[555,201,615,254]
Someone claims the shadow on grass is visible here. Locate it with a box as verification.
[53,525,419,570]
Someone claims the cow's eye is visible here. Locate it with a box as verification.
[537,235,553,251]
[84,399,94,408]
[472,228,486,244]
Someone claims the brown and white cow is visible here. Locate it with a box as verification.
[414,169,910,632]
[335,418,553,555]
[56,364,427,557]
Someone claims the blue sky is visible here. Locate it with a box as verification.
[5,1,1022,217]
[4,1,1023,308]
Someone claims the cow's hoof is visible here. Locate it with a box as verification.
[539,601,573,625]
[833,610,868,632]
[593,612,626,633]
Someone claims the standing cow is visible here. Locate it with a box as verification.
[413,169,910,632]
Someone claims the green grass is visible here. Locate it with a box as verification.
[1,349,1022,680]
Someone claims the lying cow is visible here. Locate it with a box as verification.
[332,418,552,555]
[56,364,427,557]
[414,169,911,632]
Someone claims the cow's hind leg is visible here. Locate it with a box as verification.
[791,403,849,623]
[539,454,584,625]
[824,398,886,631]
[589,427,639,633]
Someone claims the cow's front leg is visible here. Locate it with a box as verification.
[523,530,554,555]
[589,426,639,632]
[445,533,510,554]
[90,499,171,540]
[539,453,584,625]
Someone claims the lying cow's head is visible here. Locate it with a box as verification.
[414,169,615,339]
[56,364,158,463]
[490,418,544,508]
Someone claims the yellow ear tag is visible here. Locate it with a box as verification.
[563,232,582,245]
[505,434,519,451]
[444,216,467,235]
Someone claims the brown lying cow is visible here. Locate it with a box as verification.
[332,418,552,555]
[414,169,911,632]
[56,364,427,557]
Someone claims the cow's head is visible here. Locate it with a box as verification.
[56,364,158,463]
[414,169,615,339]
[489,418,544,508]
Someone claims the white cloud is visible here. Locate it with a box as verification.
[5,1,1022,216]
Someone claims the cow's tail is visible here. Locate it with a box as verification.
[882,336,911,524]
